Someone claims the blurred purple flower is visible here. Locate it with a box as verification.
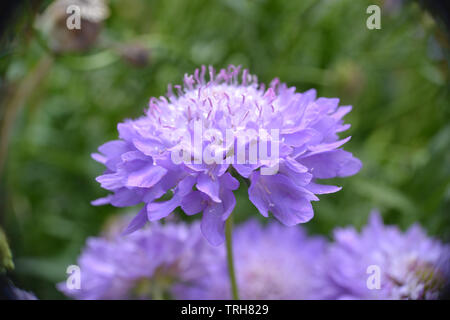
[93,65,361,245]
[58,221,216,299]
[11,287,38,300]
[0,277,37,300]
[325,211,450,300]
[173,219,329,299]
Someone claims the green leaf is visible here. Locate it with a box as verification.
[0,228,14,273]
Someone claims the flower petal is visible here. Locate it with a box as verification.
[306,182,342,194]
[197,173,221,203]
[181,191,207,215]
[126,165,167,188]
[248,172,270,217]
[201,203,226,246]
[298,149,362,179]
[146,197,179,221]
[122,206,148,235]
[96,172,124,190]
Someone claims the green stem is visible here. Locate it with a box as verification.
[225,217,239,300]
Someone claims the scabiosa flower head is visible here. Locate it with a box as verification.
[58,221,216,299]
[326,211,450,300]
[173,219,328,299]
[93,65,361,245]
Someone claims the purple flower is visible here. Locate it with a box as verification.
[11,287,38,300]
[325,211,450,300]
[173,220,329,299]
[0,278,37,300]
[93,65,361,245]
[58,221,216,299]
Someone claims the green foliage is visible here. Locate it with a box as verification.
[0,228,14,273]
[1,0,449,298]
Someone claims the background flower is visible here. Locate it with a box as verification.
[325,211,450,300]
[58,220,217,299]
[174,219,329,299]
[0,276,37,300]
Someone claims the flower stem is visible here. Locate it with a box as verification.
[225,217,239,300]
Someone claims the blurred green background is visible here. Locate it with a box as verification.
[0,0,449,299]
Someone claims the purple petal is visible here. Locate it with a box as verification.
[272,197,314,226]
[298,149,362,179]
[332,105,352,121]
[126,165,167,188]
[146,175,195,220]
[122,206,148,235]
[248,172,270,217]
[220,172,240,190]
[110,188,143,207]
[249,172,316,225]
[96,173,124,190]
[282,128,321,147]
[306,136,352,155]
[146,197,179,221]
[91,195,112,206]
[98,140,129,157]
[232,163,258,178]
[280,158,312,186]
[132,138,163,156]
[197,174,221,203]
[316,97,340,113]
[177,175,197,196]
[220,189,236,221]
[91,153,107,164]
[306,182,342,194]
[181,191,207,215]
[201,203,226,246]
